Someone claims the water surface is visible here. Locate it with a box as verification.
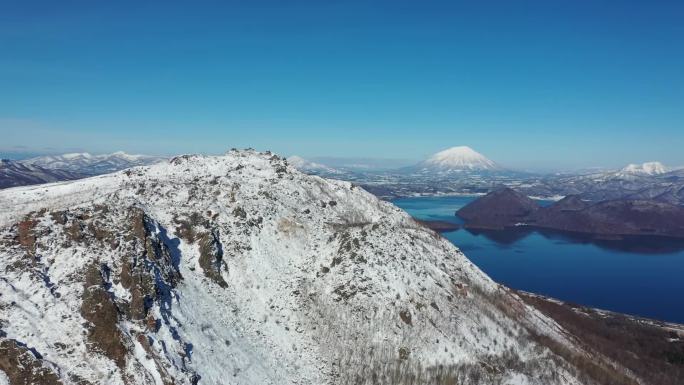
[393,195,684,323]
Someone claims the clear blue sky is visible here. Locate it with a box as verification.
[1,1,682,169]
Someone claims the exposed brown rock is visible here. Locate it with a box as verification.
[16,219,38,253]
[172,212,206,244]
[120,208,181,320]
[67,374,95,385]
[129,208,148,240]
[398,346,410,360]
[80,264,128,369]
[145,314,159,332]
[134,334,177,385]
[50,211,68,225]
[232,207,247,219]
[198,230,228,288]
[87,222,114,246]
[119,257,155,320]
[399,310,413,326]
[65,220,84,243]
[0,339,63,385]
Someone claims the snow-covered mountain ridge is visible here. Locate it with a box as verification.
[20,151,165,176]
[620,161,667,176]
[0,159,83,189]
[0,150,628,384]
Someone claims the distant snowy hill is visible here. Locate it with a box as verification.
[0,149,629,385]
[413,146,500,173]
[21,151,165,176]
[287,155,341,175]
[511,161,684,205]
[0,159,83,189]
[620,161,668,176]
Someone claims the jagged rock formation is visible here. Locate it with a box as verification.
[0,150,637,384]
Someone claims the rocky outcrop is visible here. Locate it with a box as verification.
[80,263,128,369]
[198,229,228,287]
[0,203,193,384]
[0,339,63,385]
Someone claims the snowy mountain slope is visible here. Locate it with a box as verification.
[0,159,83,189]
[0,150,630,385]
[20,151,165,176]
[417,146,499,172]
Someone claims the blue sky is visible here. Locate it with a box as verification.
[1,1,682,169]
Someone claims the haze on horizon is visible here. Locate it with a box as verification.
[1,0,683,170]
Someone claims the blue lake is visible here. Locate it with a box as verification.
[393,195,684,323]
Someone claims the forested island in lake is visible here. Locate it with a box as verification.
[457,188,684,240]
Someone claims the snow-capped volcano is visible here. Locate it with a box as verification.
[620,161,667,176]
[419,146,499,172]
[21,151,165,176]
[0,149,617,385]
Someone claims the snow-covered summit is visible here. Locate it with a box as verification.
[620,161,667,175]
[61,152,93,160]
[419,146,499,172]
[0,150,617,384]
[110,151,149,161]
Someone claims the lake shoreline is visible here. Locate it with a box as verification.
[393,195,684,323]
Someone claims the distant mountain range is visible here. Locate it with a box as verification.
[292,146,684,205]
[0,159,83,189]
[518,163,684,205]
[290,146,502,176]
[286,155,343,175]
[292,147,676,178]
[3,147,684,206]
[0,151,165,190]
[21,151,165,176]
[288,148,684,205]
